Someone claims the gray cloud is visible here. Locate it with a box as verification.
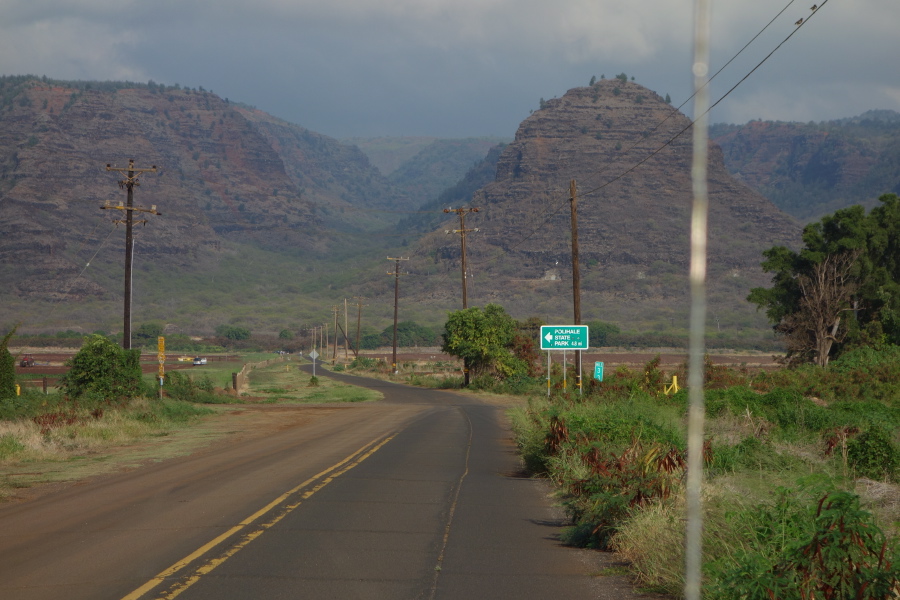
[1,0,896,138]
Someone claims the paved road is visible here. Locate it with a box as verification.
[0,370,610,599]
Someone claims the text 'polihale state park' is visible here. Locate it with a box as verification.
[539,326,590,350]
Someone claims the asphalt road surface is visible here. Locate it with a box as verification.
[0,369,627,600]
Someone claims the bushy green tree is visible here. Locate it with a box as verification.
[0,326,17,399]
[61,334,142,401]
[359,321,440,350]
[586,320,621,347]
[442,304,527,380]
[749,194,900,366]
[133,322,163,346]
[394,321,440,347]
[215,325,251,340]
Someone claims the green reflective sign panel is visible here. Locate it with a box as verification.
[540,325,589,350]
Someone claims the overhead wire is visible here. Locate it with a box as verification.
[459,0,828,288]
[577,0,800,196]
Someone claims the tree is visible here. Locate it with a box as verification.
[586,320,621,347]
[215,325,251,341]
[0,326,17,399]
[773,251,860,366]
[442,304,526,381]
[61,334,142,401]
[133,322,163,346]
[749,194,900,366]
[394,321,440,347]
[278,329,294,340]
[589,75,596,86]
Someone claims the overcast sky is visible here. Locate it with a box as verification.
[2,0,897,139]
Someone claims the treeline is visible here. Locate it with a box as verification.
[8,320,782,354]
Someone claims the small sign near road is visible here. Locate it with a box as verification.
[539,325,589,350]
[157,337,165,382]
[308,350,319,361]
[594,362,604,381]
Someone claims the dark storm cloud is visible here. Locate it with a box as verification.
[1,0,897,138]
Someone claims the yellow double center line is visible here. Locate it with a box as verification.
[122,433,397,600]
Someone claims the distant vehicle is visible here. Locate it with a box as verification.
[19,354,35,367]
[192,357,207,365]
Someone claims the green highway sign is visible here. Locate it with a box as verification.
[540,325,589,350]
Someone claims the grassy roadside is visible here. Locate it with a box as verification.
[243,361,382,404]
[506,350,900,597]
[0,395,217,501]
[1,357,381,502]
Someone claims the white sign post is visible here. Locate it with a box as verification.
[308,349,319,378]
[539,326,589,396]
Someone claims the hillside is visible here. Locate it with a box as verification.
[711,110,900,221]
[344,136,507,212]
[0,76,397,302]
[400,79,801,333]
[0,75,806,341]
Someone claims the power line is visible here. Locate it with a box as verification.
[473,0,829,266]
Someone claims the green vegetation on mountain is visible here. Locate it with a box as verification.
[396,143,505,235]
[711,110,900,222]
[386,138,507,207]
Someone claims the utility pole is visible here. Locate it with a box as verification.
[103,159,159,350]
[354,297,367,360]
[570,179,583,395]
[387,257,409,374]
[331,306,340,364]
[344,298,350,360]
[443,207,479,309]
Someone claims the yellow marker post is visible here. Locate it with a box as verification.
[663,375,679,395]
[157,336,165,400]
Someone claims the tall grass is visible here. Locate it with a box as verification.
[510,350,900,596]
[0,396,213,464]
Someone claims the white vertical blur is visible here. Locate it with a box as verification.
[685,0,711,598]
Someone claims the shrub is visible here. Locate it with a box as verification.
[0,433,25,459]
[61,335,141,403]
[349,357,377,370]
[713,490,899,599]
[847,426,898,480]
[0,325,18,399]
[164,371,220,404]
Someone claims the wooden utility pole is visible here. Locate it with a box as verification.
[570,179,583,395]
[331,306,340,363]
[387,257,409,374]
[102,159,159,350]
[343,299,350,360]
[354,297,367,360]
[443,207,479,309]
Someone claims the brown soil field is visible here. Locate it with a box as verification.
[358,349,781,371]
[12,351,242,377]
